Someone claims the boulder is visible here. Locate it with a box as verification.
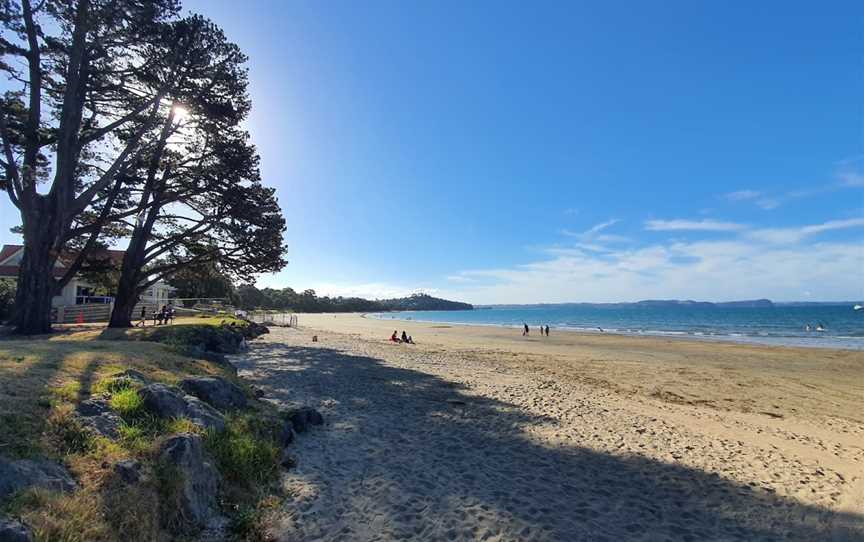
[183,396,225,432]
[0,518,32,542]
[114,460,141,484]
[179,377,247,411]
[76,398,121,439]
[138,384,225,432]
[158,434,220,532]
[139,384,189,420]
[0,457,76,500]
[286,407,324,433]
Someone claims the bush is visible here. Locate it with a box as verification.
[0,278,15,322]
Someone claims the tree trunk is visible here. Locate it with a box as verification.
[108,232,147,328]
[12,221,60,335]
[108,273,139,327]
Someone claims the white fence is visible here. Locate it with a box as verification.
[51,299,167,324]
[244,311,298,327]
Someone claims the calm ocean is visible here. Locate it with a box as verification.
[371,305,864,350]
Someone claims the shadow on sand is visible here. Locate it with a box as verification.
[234,341,862,541]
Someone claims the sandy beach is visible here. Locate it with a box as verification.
[233,313,864,541]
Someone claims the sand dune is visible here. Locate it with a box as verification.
[232,314,864,541]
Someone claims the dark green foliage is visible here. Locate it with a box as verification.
[0,278,16,321]
[237,286,473,313]
[168,262,240,305]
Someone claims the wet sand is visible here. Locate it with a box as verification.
[233,313,864,541]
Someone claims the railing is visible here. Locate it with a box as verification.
[244,311,298,327]
[51,298,175,324]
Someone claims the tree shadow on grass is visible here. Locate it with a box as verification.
[234,342,863,541]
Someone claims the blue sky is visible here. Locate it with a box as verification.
[2,1,862,302]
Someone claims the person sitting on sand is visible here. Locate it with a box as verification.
[390,331,401,343]
[401,331,409,343]
[407,335,415,344]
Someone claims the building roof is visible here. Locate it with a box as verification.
[0,244,127,278]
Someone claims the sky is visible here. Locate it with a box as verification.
[2,1,863,303]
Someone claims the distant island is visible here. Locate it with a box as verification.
[475,299,859,309]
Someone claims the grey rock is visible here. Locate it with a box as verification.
[179,377,247,411]
[158,434,220,532]
[0,457,76,500]
[279,449,297,470]
[182,396,225,432]
[138,384,225,432]
[76,398,121,439]
[0,518,32,542]
[250,385,265,399]
[287,407,324,433]
[114,460,141,484]
[139,384,188,419]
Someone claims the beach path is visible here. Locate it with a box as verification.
[233,321,864,541]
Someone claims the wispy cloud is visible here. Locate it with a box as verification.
[724,189,761,201]
[748,218,864,244]
[838,170,864,187]
[645,219,746,232]
[561,219,630,251]
[442,239,862,304]
[441,216,864,304]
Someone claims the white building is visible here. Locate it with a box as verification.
[0,244,175,308]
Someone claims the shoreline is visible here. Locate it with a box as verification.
[236,321,864,540]
[365,311,864,351]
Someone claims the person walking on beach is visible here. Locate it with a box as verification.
[135,305,147,327]
[523,323,529,336]
[545,325,550,337]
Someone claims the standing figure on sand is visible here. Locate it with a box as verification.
[523,323,530,336]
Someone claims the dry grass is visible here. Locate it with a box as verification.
[0,331,241,540]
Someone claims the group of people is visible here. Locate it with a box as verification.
[390,330,415,344]
[135,304,175,327]
[522,323,550,337]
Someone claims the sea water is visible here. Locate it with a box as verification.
[371,305,864,350]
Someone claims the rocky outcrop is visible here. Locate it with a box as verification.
[286,407,324,433]
[0,517,32,542]
[158,434,221,533]
[0,457,76,500]
[139,384,225,432]
[179,377,247,411]
[75,398,122,439]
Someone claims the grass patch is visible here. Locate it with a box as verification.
[0,327,282,539]
[5,488,110,542]
[204,414,280,486]
[109,388,144,418]
[45,407,95,455]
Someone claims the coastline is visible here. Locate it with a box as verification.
[236,318,864,540]
[366,311,864,351]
